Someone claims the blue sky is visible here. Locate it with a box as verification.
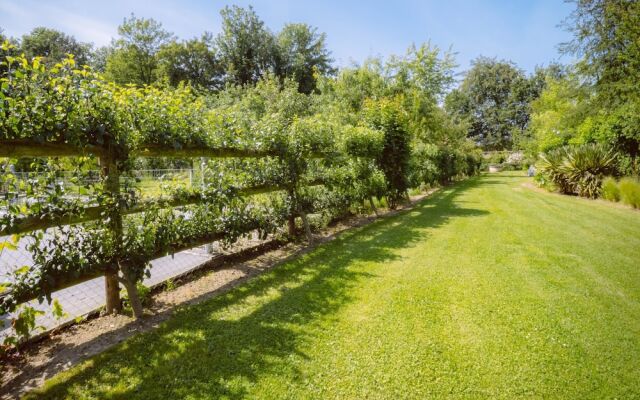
[0,0,575,74]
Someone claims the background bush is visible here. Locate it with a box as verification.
[619,178,640,209]
[600,177,620,202]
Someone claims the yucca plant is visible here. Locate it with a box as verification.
[560,143,617,198]
[538,147,573,194]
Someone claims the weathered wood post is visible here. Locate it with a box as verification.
[100,151,122,314]
[201,157,214,254]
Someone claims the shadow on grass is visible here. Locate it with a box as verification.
[28,178,489,400]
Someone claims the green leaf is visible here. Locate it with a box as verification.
[0,241,18,251]
[14,266,30,275]
[0,282,10,294]
[52,299,68,320]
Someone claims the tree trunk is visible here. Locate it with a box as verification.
[287,215,296,236]
[119,272,144,319]
[100,155,122,314]
[369,197,379,216]
[300,211,313,243]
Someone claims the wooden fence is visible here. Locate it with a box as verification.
[0,138,329,314]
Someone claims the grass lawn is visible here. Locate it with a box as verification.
[27,173,640,399]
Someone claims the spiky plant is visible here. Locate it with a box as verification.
[538,147,573,194]
[560,143,617,198]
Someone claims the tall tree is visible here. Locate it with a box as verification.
[562,0,640,171]
[216,5,276,86]
[21,27,92,66]
[445,57,537,150]
[326,58,387,114]
[157,33,223,91]
[562,0,640,105]
[105,15,174,85]
[527,72,592,153]
[90,45,112,72]
[387,43,456,100]
[387,43,457,145]
[275,23,334,94]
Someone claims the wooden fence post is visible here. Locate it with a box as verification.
[201,157,214,254]
[100,154,122,314]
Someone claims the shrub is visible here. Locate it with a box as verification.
[538,144,617,198]
[364,98,411,208]
[538,147,572,194]
[619,177,640,209]
[562,143,617,199]
[600,177,620,202]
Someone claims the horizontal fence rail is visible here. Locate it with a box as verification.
[0,179,326,236]
[0,140,106,158]
[0,140,330,159]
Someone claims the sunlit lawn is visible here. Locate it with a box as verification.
[27,173,640,399]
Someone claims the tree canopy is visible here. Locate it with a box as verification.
[216,5,276,86]
[275,23,334,94]
[105,15,175,85]
[557,0,640,172]
[445,57,540,150]
[21,27,93,66]
[157,34,223,91]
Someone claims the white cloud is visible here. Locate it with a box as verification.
[0,1,114,45]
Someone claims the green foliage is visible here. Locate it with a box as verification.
[21,27,93,67]
[600,177,620,201]
[0,47,236,153]
[618,177,640,208]
[0,35,481,346]
[552,1,640,173]
[527,73,592,154]
[538,143,617,198]
[387,43,456,100]
[364,98,411,208]
[216,5,275,86]
[275,23,334,94]
[51,299,67,320]
[164,278,176,291]
[576,103,640,175]
[2,305,45,349]
[446,57,542,150]
[105,15,175,85]
[156,34,223,91]
[528,73,639,176]
[0,52,117,145]
[562,0,640,106]
[341,125,384,159]
[323,59,387,114]
[562,143,617,198]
